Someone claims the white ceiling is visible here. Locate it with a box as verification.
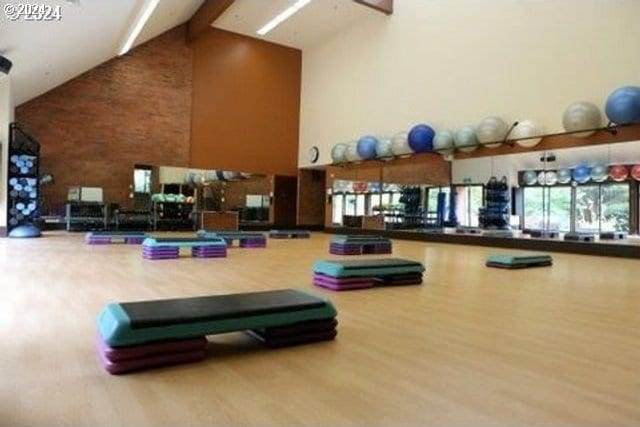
[0,0,203,105]
[213,0,378,49]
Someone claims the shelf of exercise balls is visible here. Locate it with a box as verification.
[6,123,40,232]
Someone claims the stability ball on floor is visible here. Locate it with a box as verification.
[433,130,455,155]
[453,125,478,152]
[557,168,572,184]
[477,116,508,148]
[408,124,435,153]
[562,101,602,137]
[512,120,542,147]
[375,137,393,158]
[356,135,379,160]
[590,164,608,182]
[331,143,348,163]
[605,86,640,125]
[391,132,412,156]
[572,165,591,184]
[345,141,362,162]
[609,165,629,182]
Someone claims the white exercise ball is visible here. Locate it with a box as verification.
[562,101,602,138]
[453,125,479,152]
[512,120,542,148]
[345,141,362,162]
[477,116,508,148]
[433,130,455,155]
[375,137,393,158]
[390,132,412,156]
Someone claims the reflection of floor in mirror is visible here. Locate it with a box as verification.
[3,231,640,426]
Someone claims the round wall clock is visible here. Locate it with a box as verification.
[307,146,320,163]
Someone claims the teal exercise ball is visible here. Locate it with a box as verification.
[522,170,538,186]
[557,168,572,184]
[605,86,640,125]
[433,130,455,155]
[512,120,542,148]
[357,135,379,160]
[477,116,508,148]
[562,101,602,137]
[345,141,362,162]
[375,137,393,158]
[453,125,478,152]
[391,132,412,156]
[590,164,608,182]
[331,143,348,163]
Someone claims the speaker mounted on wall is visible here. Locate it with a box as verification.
[0,55,13,74]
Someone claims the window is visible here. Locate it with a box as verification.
[455,185,483,227]
[548,187,572,231]
[345,194,356,216]
[575,185,600,232]
[600,183,629,232]
[133,166,152,194]
[523,187,544,230]
[355,194,366,216]
[426,186,450,213]
[332,194,344,225]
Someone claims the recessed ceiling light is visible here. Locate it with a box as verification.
[118,0,160,56]
[257,0,312,36]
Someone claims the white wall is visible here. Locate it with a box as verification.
[0,75,15,229]
[451,140,640,185]
[299,0,640,167]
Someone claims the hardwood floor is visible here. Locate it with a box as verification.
[1,232,639,426]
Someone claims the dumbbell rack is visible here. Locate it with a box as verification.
[6,123,40,233]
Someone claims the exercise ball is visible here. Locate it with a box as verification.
[476,116,508,148]
[453,125,479,152]
[390,132,412,156]
[433,130,455,155]
[631,165,640,181]
[572,165,591,184]
[537,171,558,186]
[356,135,379,160]
[557,168,572,184]
[522,170,538,186]
[331,143,348,163]
[345,141,362,162]
[375,137,393,158]
[609,165,629,182]
[605,86,640,125]
[562,101,602,137]
[407,124,435,153]
[590,164,608,182]
[512,120,542,147]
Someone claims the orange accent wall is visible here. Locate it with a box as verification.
[190,28,301,177]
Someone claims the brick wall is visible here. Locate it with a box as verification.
[15,26,193,213]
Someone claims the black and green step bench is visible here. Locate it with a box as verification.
[329,235,392,255]
[86,231,148,245]
[269,229,311,239]
[142,237,228,260]
[197,230,267,248]
[96,289,337,374]
[486,253,553,269]
[313,258,425,291]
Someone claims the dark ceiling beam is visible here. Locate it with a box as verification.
[187,0,235,42]
[353,0,393,15]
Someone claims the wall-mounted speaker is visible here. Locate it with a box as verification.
[0,56,13,74]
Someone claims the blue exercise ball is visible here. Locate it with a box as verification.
[331,143,348,163]
[375,137,393,158]
[454,125,479,152]
[407,124,435,153]
[590,164,608,182]
[572,165,591,184]
[356,135,379,160]
[522,170,538,186]
[557,168,572,184]
[605,86,640,125]
[433,130,455,155]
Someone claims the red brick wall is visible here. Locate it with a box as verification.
[15,26,193,213]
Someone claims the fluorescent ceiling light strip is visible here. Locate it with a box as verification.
[119,0,160,56]
[257,0,312,36]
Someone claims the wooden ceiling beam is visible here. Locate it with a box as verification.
[353,0,393,15]
[187,0,235,42]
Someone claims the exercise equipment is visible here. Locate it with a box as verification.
[313,258,424,291]
[599,231,627,240]
[433,130,454,155]
[344,141,362,162]
[97,289,337,373]
[605,86,640,125]
[590,164,608,182]
[557,168,572,184]
[522,170,538,186]
[482,230,514,238]
[526,229,560,239]
[356,135,379,160]
[486,253,552,269]
[564,232,596,242]
[609,165,629,182]
[269,230,311,239]
[329,235,392,255]
[477,116,508,148]
[86,231,148,245]
[453,125,478,152]
[631,165,640,181]
[407,124,435,153]
[375,137,393,158]
[480,176,510,230]
[572,165,591,184]
[390,132,412,156]
[141,237,227,260]
[197,230,267,248]
[562,101,601,137]
[512,120,542,147]
[455,226,482,234]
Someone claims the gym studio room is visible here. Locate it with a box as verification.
[1,0,640,425]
